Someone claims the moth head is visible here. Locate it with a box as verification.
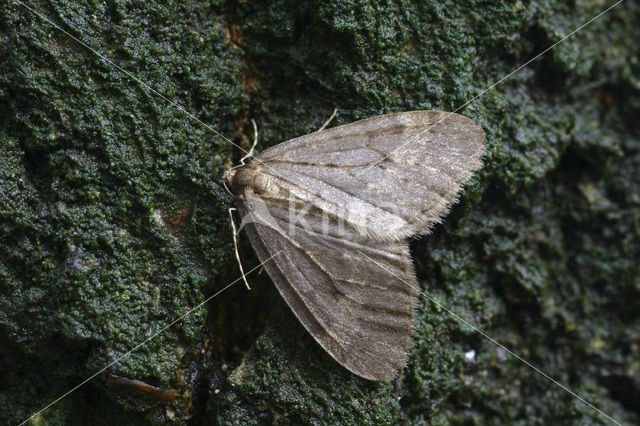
[223,164,274,197]
[222,168,236,184]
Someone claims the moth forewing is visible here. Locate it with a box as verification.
[226,110,485,380]
[255,111,485,240]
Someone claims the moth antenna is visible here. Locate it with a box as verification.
[317,108,338,132]
[222,178,236,199]
[239,119,259,166]
[228,207,251,290]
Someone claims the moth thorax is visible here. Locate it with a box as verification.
[227,164,275,196]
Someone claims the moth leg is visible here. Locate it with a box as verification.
[317,108,338,132]
[239,119,259,166]
[228,207,251,290]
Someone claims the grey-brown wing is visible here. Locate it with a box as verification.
[256,111,485,241]
[238,190,418,380]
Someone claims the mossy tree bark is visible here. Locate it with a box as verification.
[1,1,638,424]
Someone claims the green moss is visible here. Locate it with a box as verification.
[209,298,397,424]
[1,0,243,423]
[2,0,639,424]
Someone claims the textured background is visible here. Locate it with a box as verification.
[1,0,638,424]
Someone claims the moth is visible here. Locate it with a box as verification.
[224,111,485,380]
